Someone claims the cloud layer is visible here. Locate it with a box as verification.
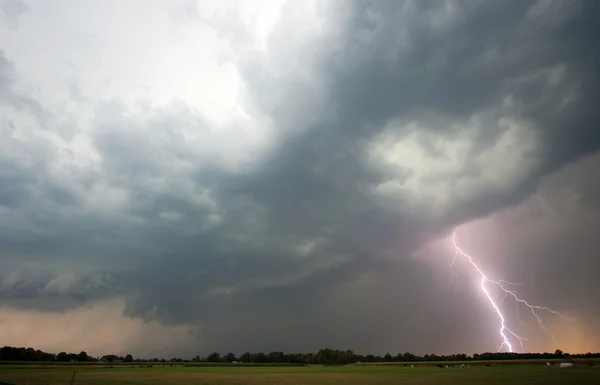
[1,0,599,357]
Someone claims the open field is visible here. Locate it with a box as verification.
[1,363,600,385]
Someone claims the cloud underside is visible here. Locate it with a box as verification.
[1,0,599,355]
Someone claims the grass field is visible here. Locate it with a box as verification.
[1,363,599,385]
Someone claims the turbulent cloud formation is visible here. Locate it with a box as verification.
[1,0,599,357]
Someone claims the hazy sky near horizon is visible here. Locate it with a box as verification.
[1,0,599,358]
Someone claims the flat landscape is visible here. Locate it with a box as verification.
[1,363,599,385]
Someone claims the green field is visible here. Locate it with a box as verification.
[1,363,599,385]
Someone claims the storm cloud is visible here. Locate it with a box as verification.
[1,0,599,357]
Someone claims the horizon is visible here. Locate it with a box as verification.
[2,345,599,363]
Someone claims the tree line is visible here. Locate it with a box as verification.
[0,347,132,363]
[1,346,599,365]
[195,349,600,365]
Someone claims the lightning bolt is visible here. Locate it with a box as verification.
[451,232,569,353]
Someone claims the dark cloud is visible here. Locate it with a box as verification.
[0,50,16,91]
[279,0,599,219]
[1,0,599,356]
[0,268,117,312]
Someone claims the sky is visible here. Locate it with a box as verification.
[1,0,599,358]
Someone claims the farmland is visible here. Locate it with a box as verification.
[1,361,599,385]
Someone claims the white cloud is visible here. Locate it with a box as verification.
[0,0,284,172]
[366,112,540,216]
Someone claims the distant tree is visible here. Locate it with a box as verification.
[239,352,251,362]
[305,353,315,364]
[254,352,267,363]
[555,349,564,358]
[102,355,120,363]
[345,350,355,364]
[78,351,88,362]
[206,352,221,362]
[124,354,133,362]
[402,352,415,362]
[222,352,236,362]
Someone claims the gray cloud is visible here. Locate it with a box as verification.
[1,0,599,356]
[0,0,28,29]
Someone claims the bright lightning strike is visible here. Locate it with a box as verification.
[451,232,569,353]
